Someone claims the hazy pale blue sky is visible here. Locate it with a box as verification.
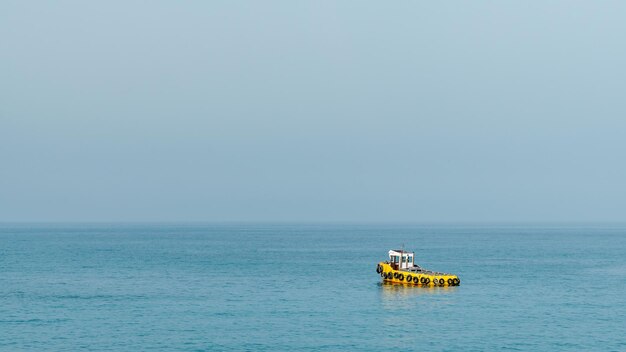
[1,1,625,222]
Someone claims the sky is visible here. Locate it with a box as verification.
[1,1,626,222]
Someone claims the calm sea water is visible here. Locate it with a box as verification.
[1,223,625,351]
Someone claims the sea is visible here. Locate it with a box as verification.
[1,223,625,351]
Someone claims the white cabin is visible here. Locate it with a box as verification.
[388,249,414,270]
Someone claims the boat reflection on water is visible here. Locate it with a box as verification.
[379,281,458,298]
[377,281,459,324]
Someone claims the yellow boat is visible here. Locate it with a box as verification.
[376,249,460,286]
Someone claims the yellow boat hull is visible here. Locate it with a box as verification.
[377,262,460,286]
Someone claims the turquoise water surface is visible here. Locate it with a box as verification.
[1,223,625,351]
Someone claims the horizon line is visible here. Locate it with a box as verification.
[2,220,626,226]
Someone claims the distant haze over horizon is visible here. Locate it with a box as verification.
[2,1,625,222]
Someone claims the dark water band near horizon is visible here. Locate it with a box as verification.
[1,223,625,351]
